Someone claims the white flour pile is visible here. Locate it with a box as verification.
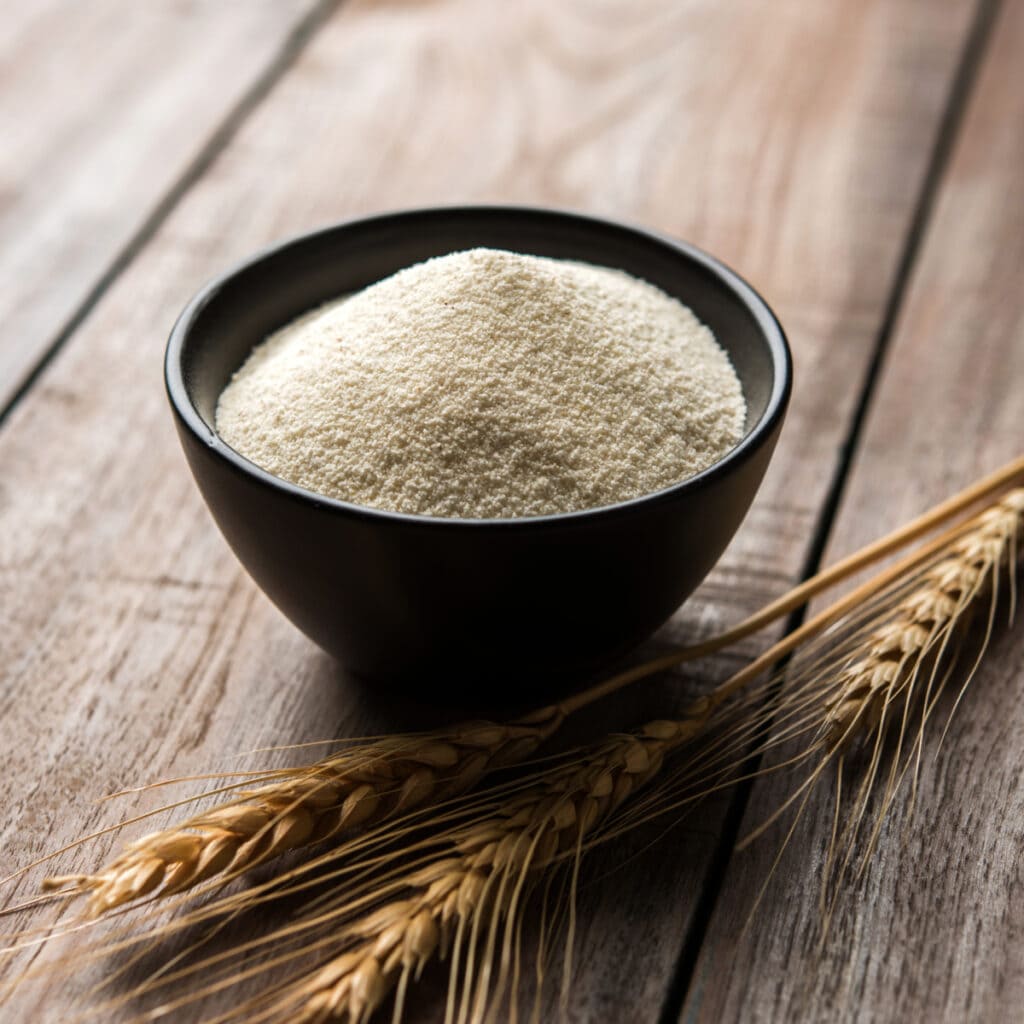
[216,248,746,518]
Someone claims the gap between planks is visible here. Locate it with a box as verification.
[656,0,1005,1020]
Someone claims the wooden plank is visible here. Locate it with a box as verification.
[0,0,323,410]
[683,2,1024,1021]
[0,0,976,1019]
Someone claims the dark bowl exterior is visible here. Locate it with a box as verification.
[167,207,790,699]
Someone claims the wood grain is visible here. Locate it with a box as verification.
[0,0,977,1019]
[0,0,322,410]
[683,2,1024,1021]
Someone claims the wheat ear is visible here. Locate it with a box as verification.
[743,487,1023,833]
[43,711,564,918]
[823,488,1022,749]
[819,489,1021,898]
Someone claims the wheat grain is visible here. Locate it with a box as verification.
[43,710,564,918]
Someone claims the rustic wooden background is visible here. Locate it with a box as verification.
[1,0,1021,1020]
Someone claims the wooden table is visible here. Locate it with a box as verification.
[1,1,1021,1020]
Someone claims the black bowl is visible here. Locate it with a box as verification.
[166,206,790,701]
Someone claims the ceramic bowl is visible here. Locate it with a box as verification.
[166,206,791,700]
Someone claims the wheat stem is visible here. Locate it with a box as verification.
[555,453,1024,715]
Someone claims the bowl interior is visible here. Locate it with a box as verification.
[177,208,782,461]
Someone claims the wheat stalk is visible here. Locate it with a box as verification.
[12,481,1024,1022]
[83,489,1020,1022]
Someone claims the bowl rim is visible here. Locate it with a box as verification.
[166,204,791,530]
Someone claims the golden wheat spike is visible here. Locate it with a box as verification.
[824,489,1024,750]
[721,488,1024,936]
[43,711,564,917]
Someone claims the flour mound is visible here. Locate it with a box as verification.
[216,248,746,519]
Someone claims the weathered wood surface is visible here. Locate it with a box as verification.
[0,0,323,409]
[684,2,1024,1021]
[0,0,998,1020]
